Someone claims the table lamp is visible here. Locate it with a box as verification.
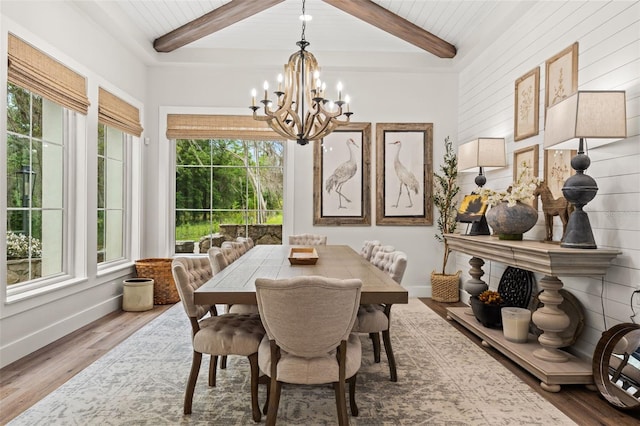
[458,138,507,188]
[544,91,627,249]
[457,138,506,235]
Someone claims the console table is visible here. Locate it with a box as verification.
[444,234,621,392]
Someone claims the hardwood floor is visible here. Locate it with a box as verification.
[1,299,638,424]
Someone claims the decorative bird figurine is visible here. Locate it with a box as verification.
[390,140,419,208]
[325,138,359,209]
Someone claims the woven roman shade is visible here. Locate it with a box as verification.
[166,114,286,141]
[98,88,143,137]
[7,33,90,115]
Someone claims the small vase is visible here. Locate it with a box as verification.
[485,201,538,240]
[470,296,504,328]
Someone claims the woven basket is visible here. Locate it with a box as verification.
[134,258,179,305]
[431,270,461,303]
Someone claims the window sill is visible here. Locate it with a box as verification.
[6,276,89,305]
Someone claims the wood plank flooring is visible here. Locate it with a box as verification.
[1,299,638,424]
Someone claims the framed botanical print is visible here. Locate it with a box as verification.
[545,42,579,114]
[514,67,540,141]
[313,122,371,225]
[375,123,433,226]
[513,145,539,209]
[544,149,577,199]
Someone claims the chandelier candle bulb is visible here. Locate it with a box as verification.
[263,81,269,101]
[345,95,350,113]
[251,89,256,107]
[337,81,343,101]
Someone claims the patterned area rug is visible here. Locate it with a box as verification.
[9,299,575,425]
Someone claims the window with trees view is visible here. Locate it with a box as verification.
[97,124,128,264]
[175,138,284,249]
[6,83,67,286]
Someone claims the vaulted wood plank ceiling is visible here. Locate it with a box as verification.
[153,0,457,58]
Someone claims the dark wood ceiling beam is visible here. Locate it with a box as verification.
[321,0,456,58]
[154,0,284,53]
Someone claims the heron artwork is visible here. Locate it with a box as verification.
[325,138,359,209]
[390,140,419,208]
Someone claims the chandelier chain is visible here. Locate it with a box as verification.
[301,0,306,42]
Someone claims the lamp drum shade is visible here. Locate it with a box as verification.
[457,138,506,172]
[544,91,627,150]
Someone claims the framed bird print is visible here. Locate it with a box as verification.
[375,123,433,226]
[313,122,371,225]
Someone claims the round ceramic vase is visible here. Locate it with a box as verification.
[486,201,538,240]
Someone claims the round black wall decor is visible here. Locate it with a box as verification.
[497,266,535,308]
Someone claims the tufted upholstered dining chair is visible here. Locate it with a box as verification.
[352,250,407,382]
[237,236,254,251]
[172,257,265,420]
[220,241,242,261]
[288,233,328,245]
[359,240,381,261]
[368,244,394,263]
[255,276,362,426]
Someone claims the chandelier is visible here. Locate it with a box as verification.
[250,0,353,145]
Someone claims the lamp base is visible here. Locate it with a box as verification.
[469,216,490,236]
[561,209,596,249]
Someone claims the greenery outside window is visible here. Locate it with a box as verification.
[97,124,128,264]
[175,138,284,250]
[6,83,67,287]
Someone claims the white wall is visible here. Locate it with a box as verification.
[456,1,640,359]
[144,65,458,297]
[0,1,147,367]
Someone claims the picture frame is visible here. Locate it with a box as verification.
[544,149,577,199]
[313,122,371,225]
[375,123,433,226]
[545,42,579,115]
[513,145,539,209]
[514,67,540,141]
[456,194,488,223]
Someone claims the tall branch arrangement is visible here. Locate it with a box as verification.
[433,136,459,274]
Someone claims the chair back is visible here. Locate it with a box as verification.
[370,245,395,264]
[221,241,241,261]
[288,233,327,245]
[255,276,361,358]
[372,250,408,284]
[171,257,213,320]
[359,240,381,261]
[237,236,253,251]
[207,246,229,274]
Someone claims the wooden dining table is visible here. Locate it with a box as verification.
[194,244,409,306]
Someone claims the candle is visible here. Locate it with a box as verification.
[277,74,283,92]
[263,81,269,101]
[501,307,531,343]
[251,89,256,107]
[337,81,343,102]
[344,95,350,113]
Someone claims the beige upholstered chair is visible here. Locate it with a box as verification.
[255,276,362,426]
[353,250,407,382]
[369,244,394,263]
[237,236,254,251]
[288,233,327,245]
[221,241,243,261]
[359,240,381,261]
[172,257,265,420]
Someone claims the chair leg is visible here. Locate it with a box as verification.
[265,379,281,426]
[221,355,228,369]
[208,355,218,387]
[260,375,271,415]
[382,329,397,382]
[333,380,349,426]
[370,332,381,363]
[248,353,261,422]
[348,374,358,417]
[185,351,202,415]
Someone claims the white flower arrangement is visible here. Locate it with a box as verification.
[6,231,42,258]
[478,163,540,207]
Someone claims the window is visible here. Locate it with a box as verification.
[175,139,284,250]
[6,83,67,286]
[97,124,128,264]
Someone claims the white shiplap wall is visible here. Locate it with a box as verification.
[456,1,640,359]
